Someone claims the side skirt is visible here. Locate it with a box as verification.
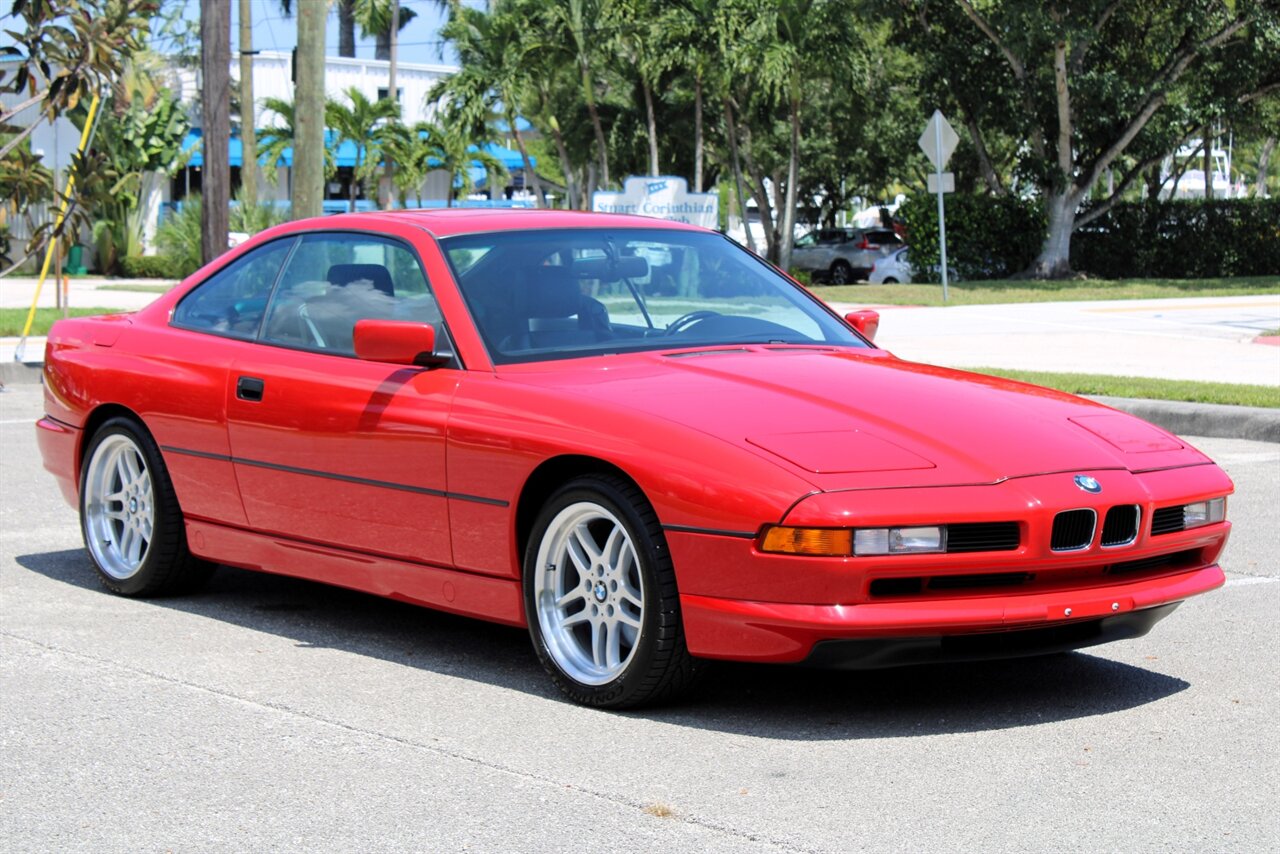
[184,518,526,627]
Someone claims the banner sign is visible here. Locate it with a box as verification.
[592,176,719,229]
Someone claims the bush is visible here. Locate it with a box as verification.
[230,199,289,235]
[1072,199,1280,278]
[899,192,1045,280]
[154,198,204,279]
[119,254,181,279]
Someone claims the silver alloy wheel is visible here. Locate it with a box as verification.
[83,433,155,580]
[533,501,645,686]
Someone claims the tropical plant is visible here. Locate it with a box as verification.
[435,0,545,205]
[325,87,402,211]
[400,114,509,206]
[256,96,337,184]
[154,195,204,278]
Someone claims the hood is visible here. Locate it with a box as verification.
[502,347,1208,490]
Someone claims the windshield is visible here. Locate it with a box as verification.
[441,228,867,364]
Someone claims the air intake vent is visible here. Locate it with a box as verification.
[1051,509,1096,551]
[1151,505,1185,536]
[946,522,1020,553]
[1101,505,1140,547]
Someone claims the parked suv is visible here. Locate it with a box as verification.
[791,227,904,284]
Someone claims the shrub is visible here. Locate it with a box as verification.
[230,199,289,235]
[119,254,181,279]
[899,192,1045,280]
[1072,199,1280,278]
[154,198,204,279]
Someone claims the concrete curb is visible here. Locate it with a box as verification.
[1089,396,1280,444]
[0,361,42,387]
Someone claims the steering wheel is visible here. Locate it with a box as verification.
[664,310,722,336]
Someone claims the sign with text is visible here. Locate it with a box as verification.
[592,176,719,229]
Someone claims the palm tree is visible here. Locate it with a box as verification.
[436,0,544,206]
[293,0,325,219]
[389,115,509,207]
[256,96,337,188]
[325,86,401,211]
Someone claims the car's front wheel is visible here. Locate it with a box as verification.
[80,417,212,596]
[524,474,699,708]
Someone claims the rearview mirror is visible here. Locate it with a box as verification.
[353,319,447,367]
[844,309,880,343]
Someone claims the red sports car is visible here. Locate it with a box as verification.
[38,210,1232,708]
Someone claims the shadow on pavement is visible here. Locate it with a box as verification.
[18,549,1189,740]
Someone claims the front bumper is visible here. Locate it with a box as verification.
[678,564,1223,663]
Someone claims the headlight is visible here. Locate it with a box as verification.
[758,525,947,557]
[1183,497,1226,529]
[853,526,946,556]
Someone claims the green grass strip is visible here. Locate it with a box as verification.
[969,366,1280,409]
[816,276,1280,306]
[0,307,126,337]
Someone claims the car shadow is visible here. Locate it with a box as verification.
[18,550,1189,740]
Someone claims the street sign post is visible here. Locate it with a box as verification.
[918,110,958,301]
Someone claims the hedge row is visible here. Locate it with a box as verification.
[900,194,1280,279]
[1072,199,1280,278]
[119,254,183,279]
[898,193,1045,280]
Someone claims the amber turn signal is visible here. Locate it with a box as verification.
[759,526,854,556]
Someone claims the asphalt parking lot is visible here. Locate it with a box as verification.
[2,381,1278,852]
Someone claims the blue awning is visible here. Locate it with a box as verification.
[182,130,532,172]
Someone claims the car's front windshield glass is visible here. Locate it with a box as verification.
[441,228,867,364]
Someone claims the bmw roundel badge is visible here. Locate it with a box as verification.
[1074,475,1102,494]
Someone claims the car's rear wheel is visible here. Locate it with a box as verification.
[80,417,212,596]
[829,260,853,285]
[882,276,899,284]
[524,474,699,708]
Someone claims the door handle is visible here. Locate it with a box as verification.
[236,376,265,402]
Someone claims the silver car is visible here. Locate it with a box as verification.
[791,227,904,284]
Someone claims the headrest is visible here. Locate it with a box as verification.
[522,266,582,319]
[327,264,394,297]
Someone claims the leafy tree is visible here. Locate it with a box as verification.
[325,87,402,211]
[899,0,1280,278]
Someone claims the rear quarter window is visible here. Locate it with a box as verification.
[172,239,294,338]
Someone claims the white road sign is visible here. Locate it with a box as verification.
[918,110,959,171]
[927,172,955,194]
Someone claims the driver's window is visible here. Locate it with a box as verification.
[794,232,817,248]
[171,239,293,338]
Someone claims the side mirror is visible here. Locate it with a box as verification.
[353,319,447,367]
[844,309,880,343]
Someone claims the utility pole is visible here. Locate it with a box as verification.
[239,0,258,210]
[201,0,231,265]
[293,0,327,219]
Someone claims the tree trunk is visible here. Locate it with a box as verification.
[777,96,801,273]
[339,0,356,58]
[739,119,778,263]
[293,1,326,219]
[349,154,359,212]
[1029,189,1079,278]
[693,72,703,193]
[200,0,231,265]
[1255,136,1276,197]
[1203,135,1213,199]
[580,61,609,187]
[642,80,659,176]
[722,99,755,253]
[545,108,576,210]
[238,0,257,210]
[510,109,546,208]
[382,0,398,209]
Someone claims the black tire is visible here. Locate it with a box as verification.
[882,277,899,284]
[523,474,700,708]
[79,416,213,597]
[829,260,853,285]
